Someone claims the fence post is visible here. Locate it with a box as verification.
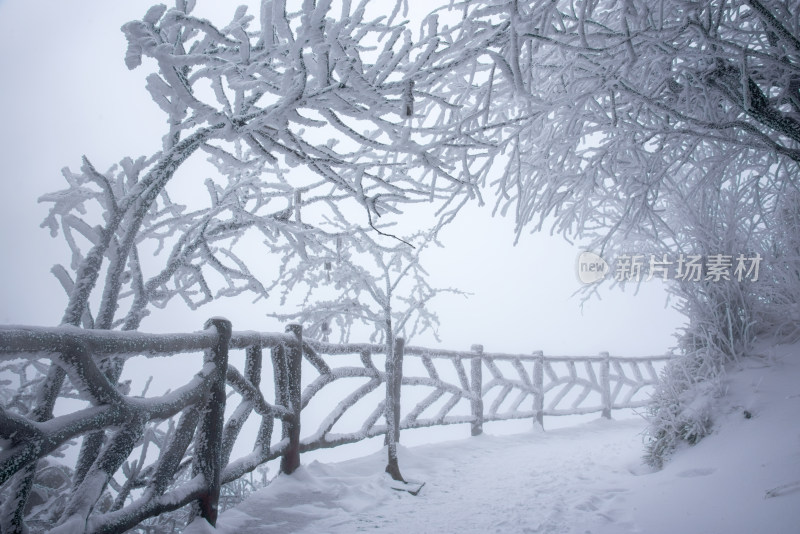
[270,342,289,467]
[385,337,404,481]
[600,351,612,419]
[469,344,484,436]
[280,324,303,475]
[193,317,231,527]
[271,344,288,417]
[533,351,544,429]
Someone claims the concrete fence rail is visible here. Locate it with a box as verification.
[0,321,670,533]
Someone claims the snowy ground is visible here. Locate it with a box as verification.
[186,343,800,534]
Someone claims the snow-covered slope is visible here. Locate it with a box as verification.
[597,341,800,534]
[185,342,800,534]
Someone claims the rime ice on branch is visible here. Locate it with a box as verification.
[11,0,494,532]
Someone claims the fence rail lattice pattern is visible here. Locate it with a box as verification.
[0,322,669,533]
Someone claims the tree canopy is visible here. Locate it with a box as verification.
[4,0,800,530]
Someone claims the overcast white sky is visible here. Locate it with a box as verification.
[0,0,685,357]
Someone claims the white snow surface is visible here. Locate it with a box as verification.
[185,343,800,533]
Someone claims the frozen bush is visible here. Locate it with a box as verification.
[644,346,724,469]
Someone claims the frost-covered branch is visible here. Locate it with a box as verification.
[268,216,467,347]
[26,2,497,526]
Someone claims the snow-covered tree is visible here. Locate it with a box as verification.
[423,0,800,464]
[46,0,481,335]
[428,0,800,239]
[2,1,492,531]
[266,215,468,483]
[268,219,465,347]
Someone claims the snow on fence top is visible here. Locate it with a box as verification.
[0,321,670,533]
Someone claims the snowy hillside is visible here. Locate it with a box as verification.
[186,341,800,534]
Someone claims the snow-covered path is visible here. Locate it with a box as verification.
[199,419,645,534]
[187,347,800,534]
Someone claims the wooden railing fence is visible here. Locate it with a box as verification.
[0,320,669,533]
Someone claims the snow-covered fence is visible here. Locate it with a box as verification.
[381,346,666,435]
[0,322,669,533]
[0,320,302,533]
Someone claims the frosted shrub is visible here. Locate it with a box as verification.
[642,211,800,467]
[644,347,724,469]
[752,189,800,343]
[644,277,754,467]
